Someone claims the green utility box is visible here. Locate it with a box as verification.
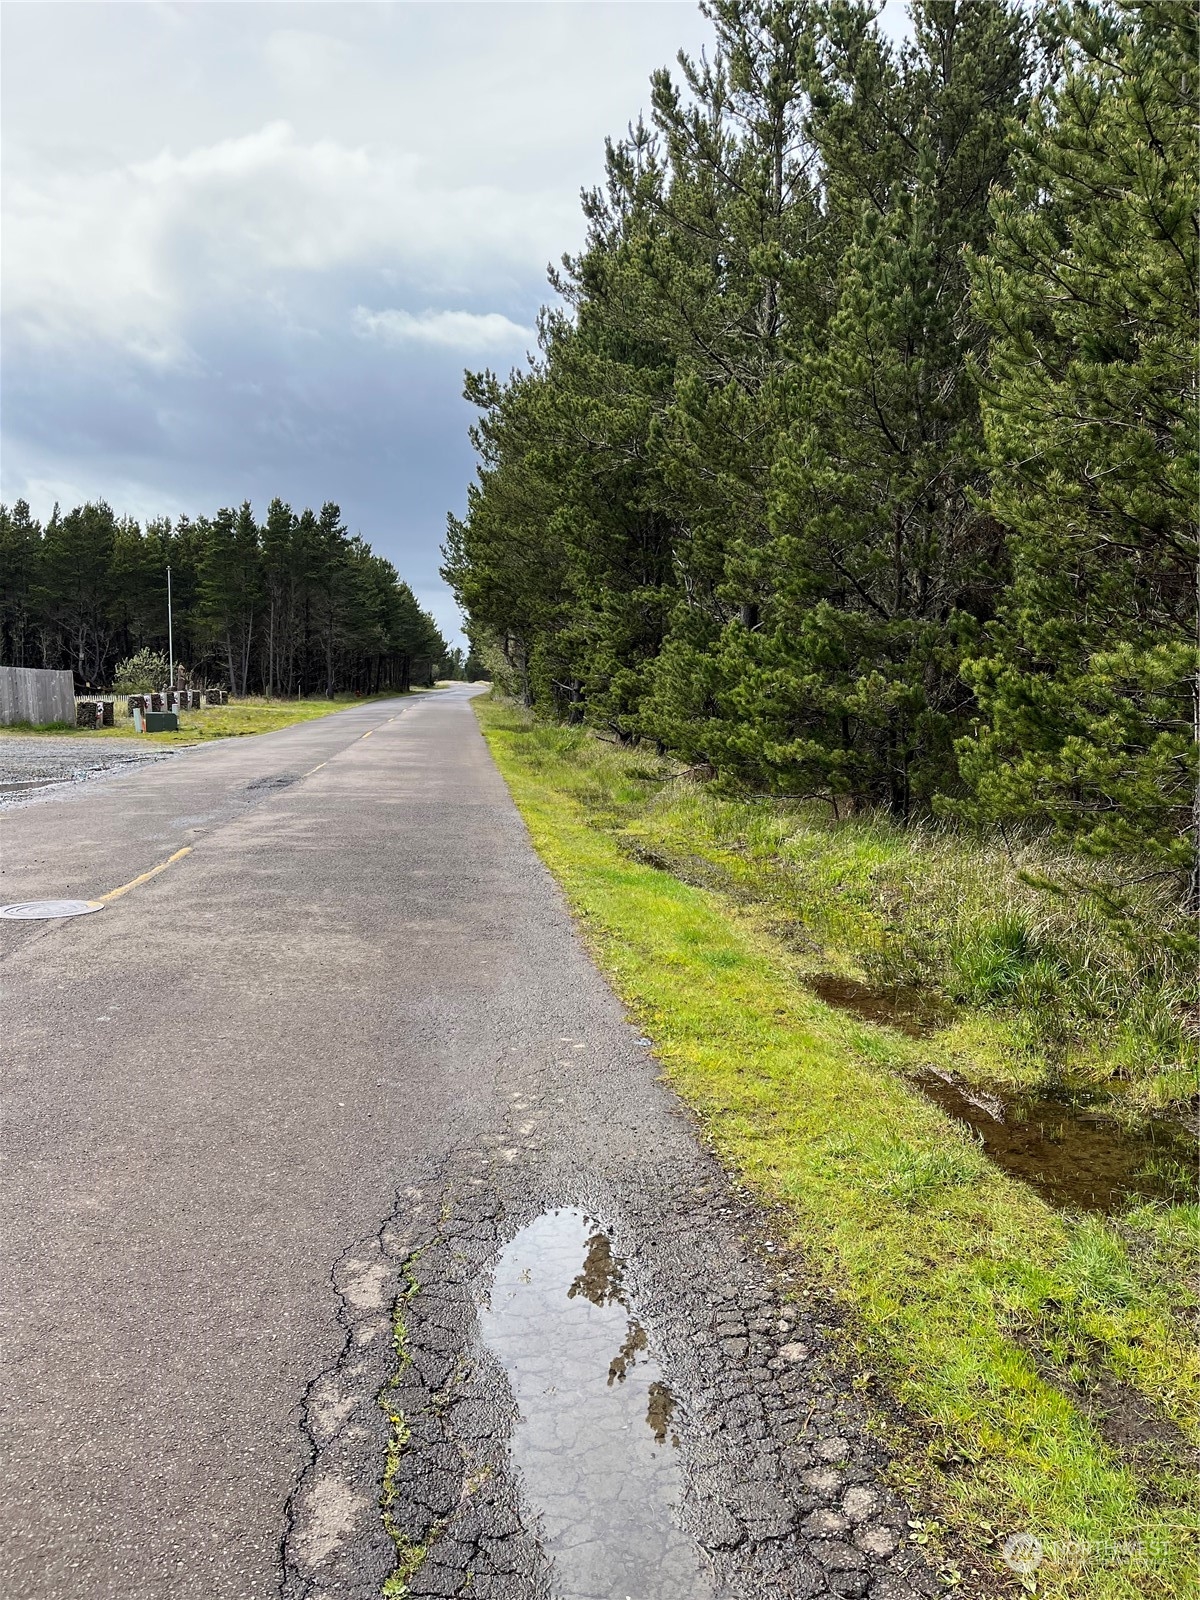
[144,711,179,732]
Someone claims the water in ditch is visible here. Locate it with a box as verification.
[800,971,1195,1212]
[802,971,948,1037]
[911,1067,1196,1213]
[477,1207,711,1600]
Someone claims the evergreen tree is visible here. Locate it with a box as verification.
[110,514,165,665]
[620,0,826,747]
[443,364,573,706]
[38,501,120,682]
[677,0,1028,811]
[0,500,42,667]
[313,502,351,700]
[261,498,296,698]
[960,0,1199,895]
[1,493,443,695]
[199,503,262,694]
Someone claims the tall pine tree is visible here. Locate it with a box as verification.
[959,0,1199,897]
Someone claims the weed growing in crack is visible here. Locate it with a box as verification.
[380,1536,433,1599]
[380,1252,437,1597]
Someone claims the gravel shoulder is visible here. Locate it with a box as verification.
[0,733,178,802]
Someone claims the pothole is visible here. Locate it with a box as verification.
[282,1166,937,1600]
[478,1207,713,1600]
[244,772,298,793]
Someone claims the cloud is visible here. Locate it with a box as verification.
[2,120,570,362]
[0,1,723,648]
[352,306,533,352]
[263,29,355,95]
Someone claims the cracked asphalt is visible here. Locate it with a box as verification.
[1,686,936,1600]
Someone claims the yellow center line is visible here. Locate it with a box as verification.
[361,730,373,739]
[307,761,327,774]
[99,846,192,904]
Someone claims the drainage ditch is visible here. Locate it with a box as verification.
[798,973,1195,1212]
[910,1067,1196,1213]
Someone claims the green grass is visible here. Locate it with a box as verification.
[635,798,1195,1115]
[478,713,1196,1117]
[1,691,427,746]
[475,697,1199,1600]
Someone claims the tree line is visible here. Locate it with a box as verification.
[443,0,1197,899]
[0,497,454,696]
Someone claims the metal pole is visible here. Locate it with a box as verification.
[167,565,174,688]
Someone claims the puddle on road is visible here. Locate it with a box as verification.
[911,1068,1197,1213]
[0,777,59,797]
[477,1208,710,1600]
[803,972,948,1037]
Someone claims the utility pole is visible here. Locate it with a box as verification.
[167,565,174,687]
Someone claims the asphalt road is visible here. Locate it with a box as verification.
[0,688,935,1600]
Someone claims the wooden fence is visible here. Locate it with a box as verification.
[0,667,76,727]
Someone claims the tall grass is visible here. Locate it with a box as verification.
[610,799,1191,1117]
[490,711,1196,1111]
[497,711,1198,1114]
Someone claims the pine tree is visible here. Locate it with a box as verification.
[0,500,42,666]
[261,498,295,698]
[199,503,261,694]
[575,0,824,743]
[959,0,1199,896]
[443,363,573,706]
[726,0,1030,812]
[38,502,121,682]
[313,502,351,700]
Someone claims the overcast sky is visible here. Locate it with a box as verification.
[1,0,905,645]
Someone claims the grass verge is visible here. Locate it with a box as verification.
[1,691,426,746]
[475,697,1199,1600]
[624,793,1196,1117]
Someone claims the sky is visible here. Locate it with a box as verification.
[1,0,907,646]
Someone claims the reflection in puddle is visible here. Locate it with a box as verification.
[478,1208,706,1600]
[911,1068,1197,1213]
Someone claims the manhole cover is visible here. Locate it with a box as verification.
[0,899,104,920]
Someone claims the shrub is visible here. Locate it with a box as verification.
[112,648,170,694]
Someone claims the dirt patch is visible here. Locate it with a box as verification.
[1015,1326,1198,1476]
[802,973,949,1038]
